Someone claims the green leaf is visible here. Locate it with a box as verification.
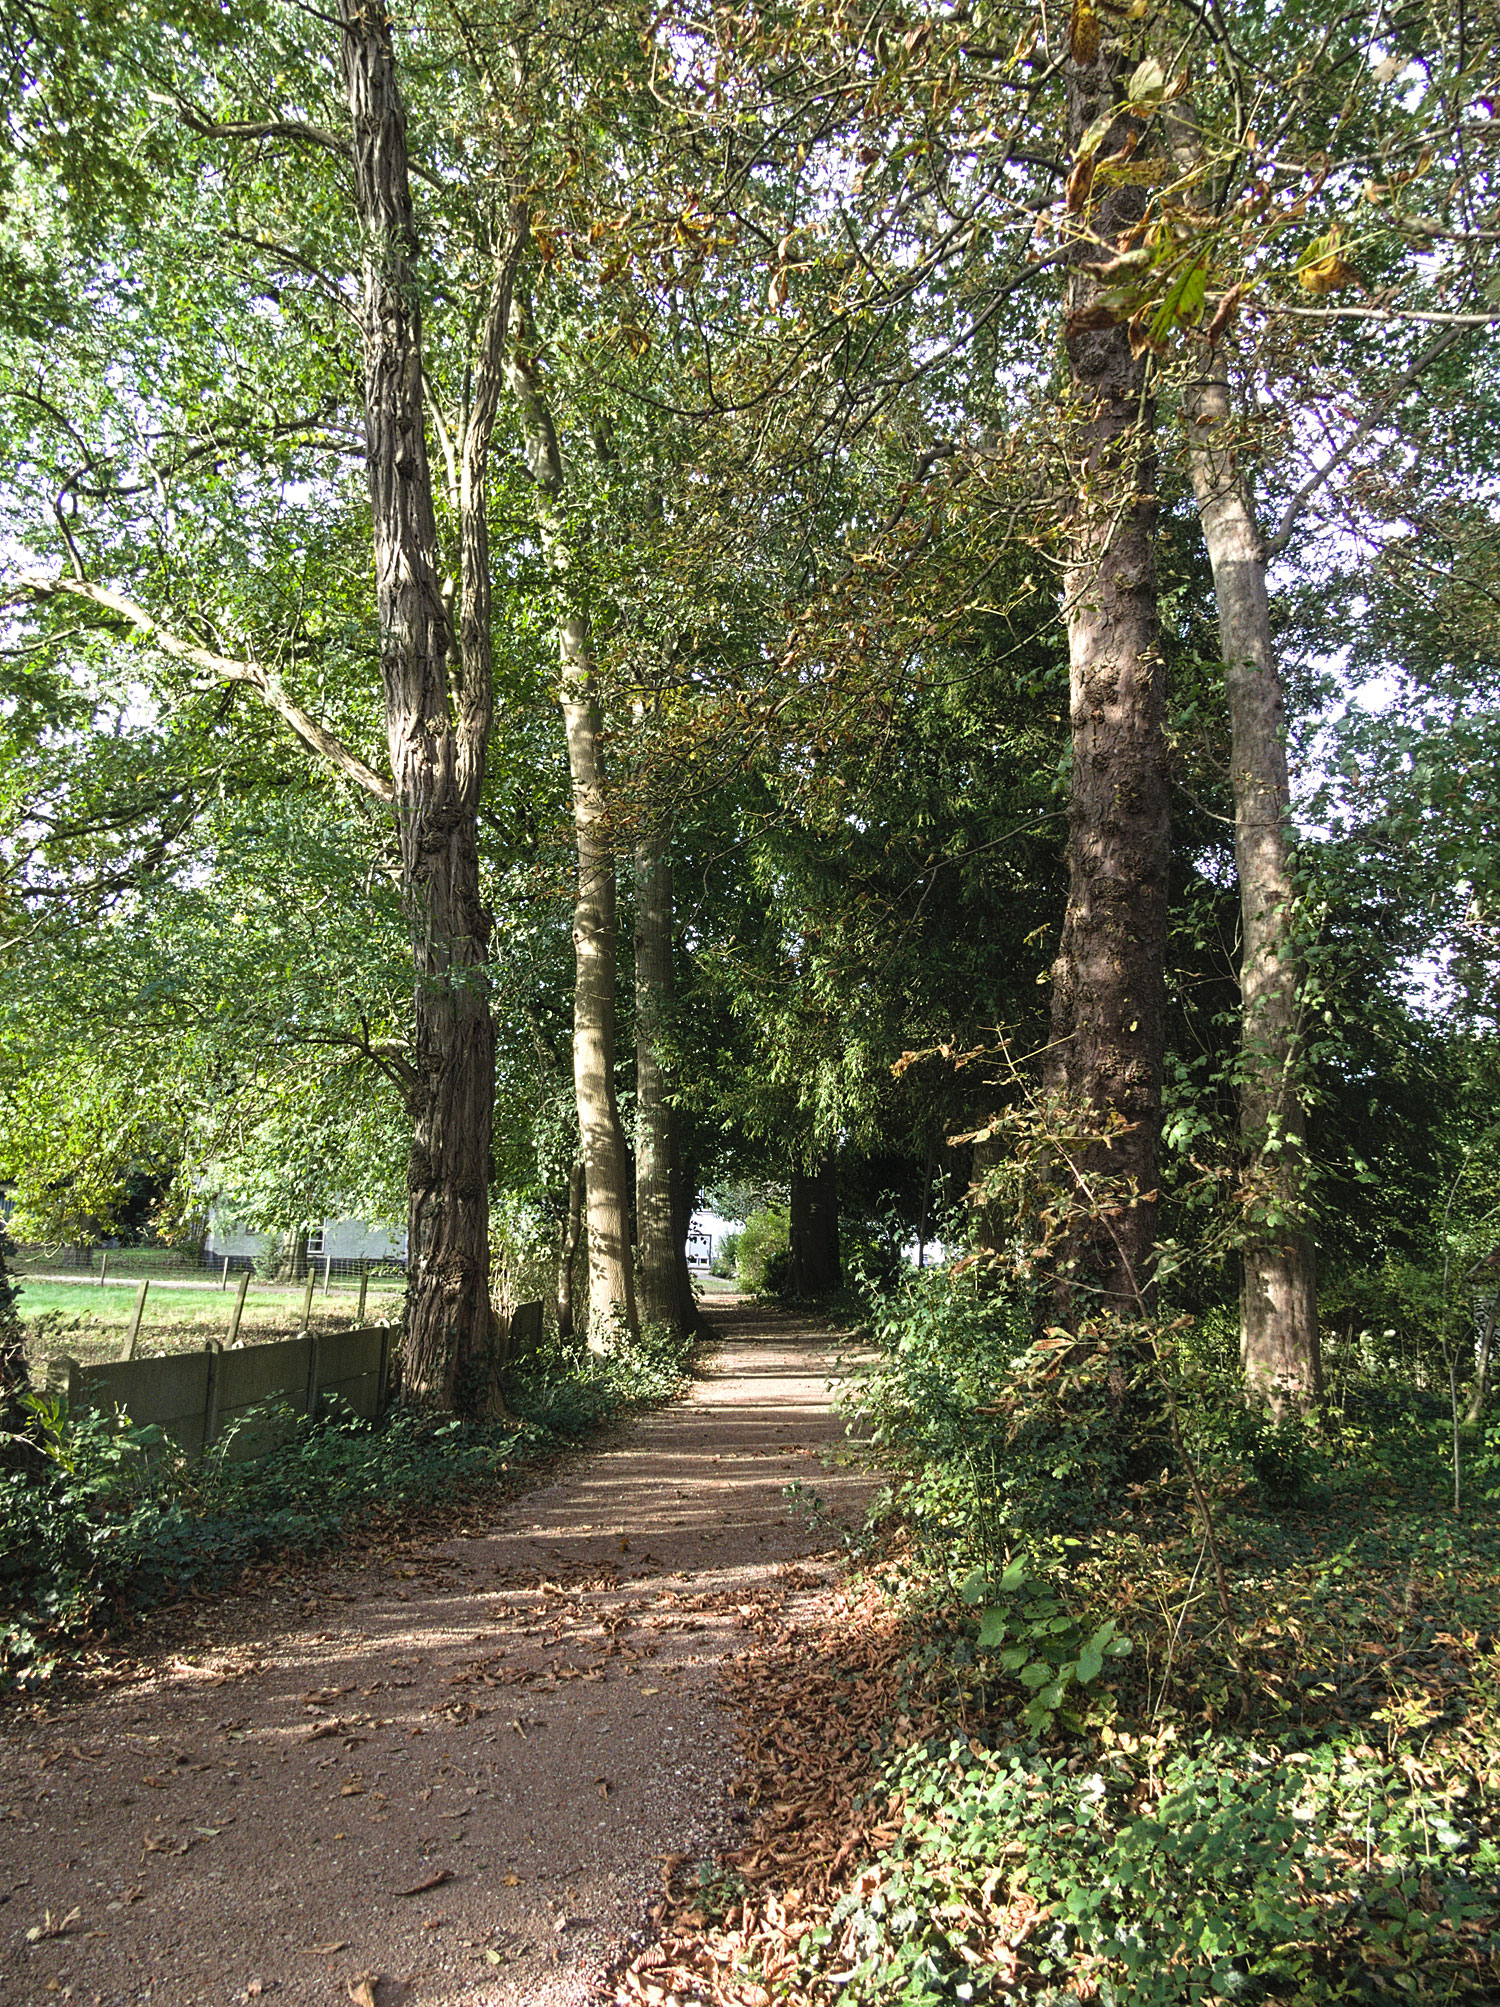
[960,1569,991,1607]
[978,1606,1009,1648]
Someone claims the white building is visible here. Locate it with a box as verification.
[686,1209,741,1273]
[204,1217,405,1273]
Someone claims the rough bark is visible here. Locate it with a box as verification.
[339,0,523,1409]
[1185,355,1322,1405]
[505,312,638,1349]
[788,1154,840,1297]
[1044,32,1171,1319]
[556,1157,585,1343]
[634,837,690,1333]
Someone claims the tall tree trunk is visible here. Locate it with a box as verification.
[1044,26,1171,1318]
[561,637,639,1348]
[1185,354,1321,1405]
[338,2,523,1409]
[634,835,690,1333]
[506,315,638,1349]
[788,1154,840,1297]
[556,1156,585,1343]
[1465,1281,1499,1426]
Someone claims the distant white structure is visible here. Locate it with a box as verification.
[204,1216,405,1271]
[686,1209,741,1273]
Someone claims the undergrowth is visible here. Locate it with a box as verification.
[800,1265,1500,2003]
[0,1318,693,1688]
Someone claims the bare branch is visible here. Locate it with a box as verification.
[1263,323,1470,557]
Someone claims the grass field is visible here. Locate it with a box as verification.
[18,1276,405,1370]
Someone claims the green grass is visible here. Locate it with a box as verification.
[19,1277,405,1368]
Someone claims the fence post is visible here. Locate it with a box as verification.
[98,1250,109,1288]
[120,1280,150,1361]
[376,1324,392,1413]
[203,1340,222,1449]
[221,1256,230,1291]
[322,1253,332,1298]
[299,1266,316,1334]
[45,1355,79,1410]
[357,1269,369,1325]
[226,1268,251,1347]
[305,1330,322,1421]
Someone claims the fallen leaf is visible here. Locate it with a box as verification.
[347,1980,411,2007]
[396,1869,452,1897]
[304,1940,348,1955]
[640,1686,659,1696]
[501,1873,522,1887]
[25,1907,81,1943]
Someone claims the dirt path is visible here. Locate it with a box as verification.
[0,1305,876,2007]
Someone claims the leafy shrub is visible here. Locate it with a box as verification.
[735,1204,790,1295]
[845,1264,1154,1566]
[821,1727,1499,2004]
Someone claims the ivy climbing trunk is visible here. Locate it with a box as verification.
[339,0,506,1409]
[634,836,690,1333]
[1185,354,1321,1406]
[1045,22,1170,1317]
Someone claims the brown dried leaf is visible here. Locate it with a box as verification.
[347,1979,411,2007]
[395,1869,452,1897]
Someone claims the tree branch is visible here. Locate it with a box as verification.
[1263,322,1470,557]
[12,574,394,805]
[170,103,351,159]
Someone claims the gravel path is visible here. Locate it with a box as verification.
[0,1304,876,2007]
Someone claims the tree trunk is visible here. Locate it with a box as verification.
[559,650,639,1348]
[1044,29,1170,1318]
[505,313,637,1350]
[672,1159,701,1335]
[1465,1281,1499,1425]
[338,1,522,1410]
[634,836,690,1333]
[788,1154,840,1297]
[0,1228,32,1473]
[556,1156,585,1343]
[1185,354,1321,1405]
